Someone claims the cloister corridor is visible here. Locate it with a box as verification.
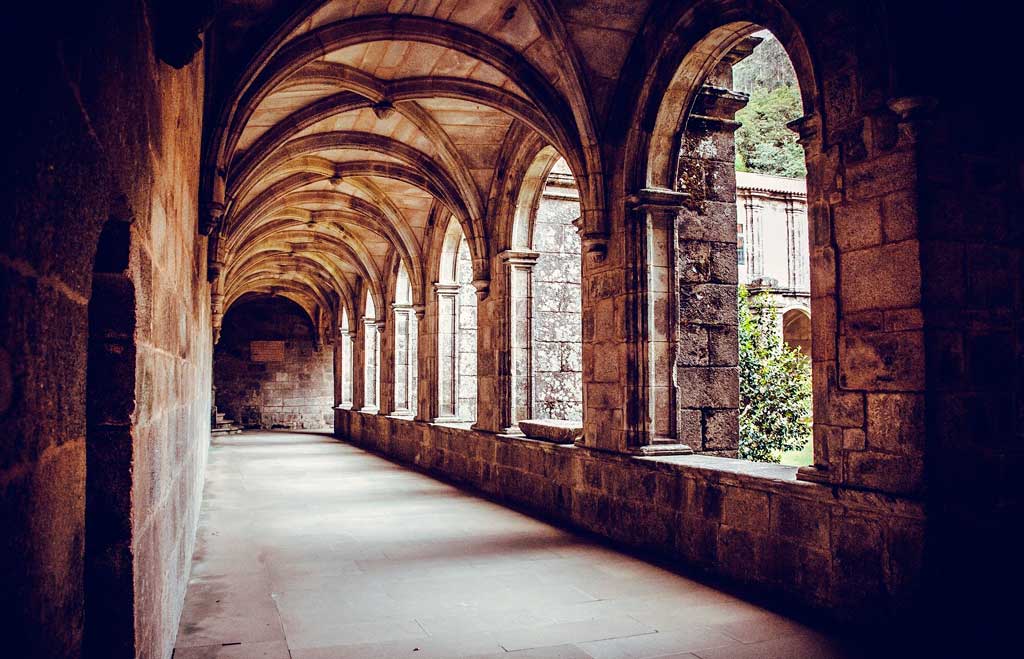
[173,431,864,659]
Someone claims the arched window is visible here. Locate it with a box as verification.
[361,290,380,412]
[641,23,816,466]
[782,307,811,355]
[392,263,417,417]
[435,219,477,422]
[339,307,353,408]
[506,151,583,428]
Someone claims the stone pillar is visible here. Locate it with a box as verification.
[784,196,799,292]
[619,197,688,453]
[502,250,539,430]
[391,303,415,417]
[379,313,396,416]
[672,89,745,456]
[338,328,354,409]
[472,278,502,433]
[791,101,929,497]
[434,283,460,421]
[413,304,431,422]
[360,318,382,412]
[351,322,365,411]
[745,198,764,282]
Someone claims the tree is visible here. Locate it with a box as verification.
[734,84,806,178]
[737,286,812,462]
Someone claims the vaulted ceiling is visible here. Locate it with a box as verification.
[204,1,649,343]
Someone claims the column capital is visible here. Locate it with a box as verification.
[434,282,461,295]
[887,96,938,143]
[786,112,821,147]
[627,187,692,213]
[413,304,426,320]
[472,278,490,301]
[499,249,540,267]
[887,95,938,122]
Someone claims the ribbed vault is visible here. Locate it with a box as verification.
[204,1,602,344]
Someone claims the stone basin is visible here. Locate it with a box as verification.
[517,419,582,444]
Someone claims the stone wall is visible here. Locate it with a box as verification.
[335,410,924,627]
[531,176,583,421]
[2,2,210,656]
[214,296,334,430]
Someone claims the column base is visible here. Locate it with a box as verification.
[359,406,380,414]
[796,465,831,484]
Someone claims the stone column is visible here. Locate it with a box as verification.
[391,303,415,417]
[338,328,354,409]
[360,318,382,412]
[434,283,460,421]
[745,199,764,282]
[501,249,539,430]
[351,322,365,411]
[670,89,745,456]
[413,304,431,422]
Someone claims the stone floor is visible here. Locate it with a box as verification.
[173,431,866,658]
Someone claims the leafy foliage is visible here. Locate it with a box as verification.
[734,85,807,178]
[737,286,812,462]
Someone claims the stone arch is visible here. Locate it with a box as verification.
[360,287,382,412]
[511,145,564,251]
[782,306,812,355]
[614,2,826,457]
[433,217,477,422]
[390,259,418,417]
[338,305,354,409]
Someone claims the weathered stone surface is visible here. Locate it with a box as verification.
[518,418,582,443]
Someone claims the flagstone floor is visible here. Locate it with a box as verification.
[173,431,866,658]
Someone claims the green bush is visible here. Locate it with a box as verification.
[737,286,812,462]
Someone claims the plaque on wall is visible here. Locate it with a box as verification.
[251,340,285,362]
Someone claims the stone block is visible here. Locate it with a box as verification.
[842,428,865,450]
[840,241,921,312]
[677,239,711,283]
[718,526,766,584]
[834,199,882,251]
[676,366,738,408]
[677,283,737,327]
[676,326,708,365]
[709,242,737,284]
[771,497,830,549]
[866,393,923,454]
[677,203,737,243]
[882,189,917,243]
[846,451,922,495]
[831,515,886,609]
[707,325,737,365]
[703,408,738,450]
[721,486,769,532]
[839,331,925,391]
